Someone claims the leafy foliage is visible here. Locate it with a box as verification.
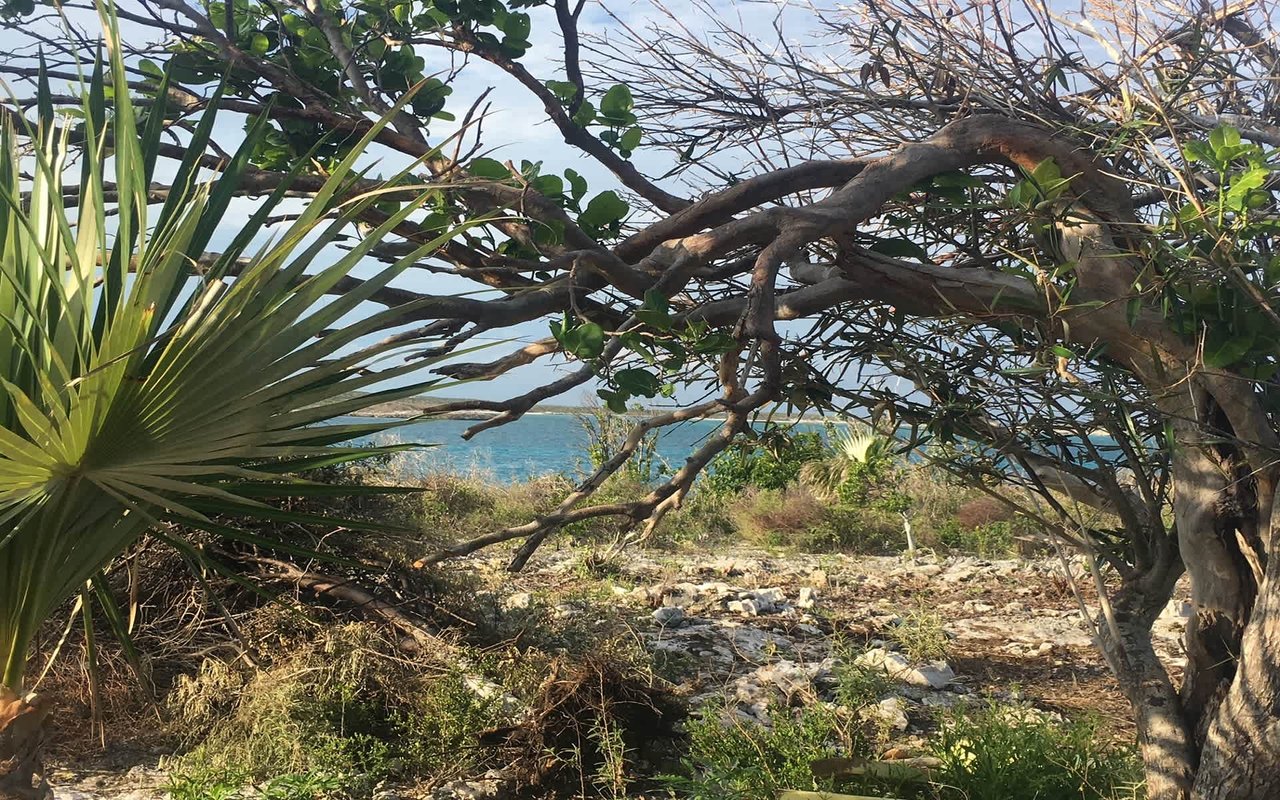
[659,705,852,800]
[0,6,466,693]
[704,428,826,494]
[929,705,1143,800]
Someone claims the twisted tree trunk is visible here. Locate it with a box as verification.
[1192,502,1280,800]
[0,690,50,800]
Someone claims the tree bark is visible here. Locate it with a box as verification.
[0,690,50,800]
[1192,524,1280,800]
[1104,580,1196,800]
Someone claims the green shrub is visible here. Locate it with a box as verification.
[930,704,1144,800]
[832,656,895,711]
[655,488,736,547]
[728,488,827,546]
[938,518,1021,557]
[577,404,669,484]
[166,626,504,795]
[704,428,826,494]
[167,769,343,800]
[660,704,854,800]
[806,504,907,554]
[892,607,949,663]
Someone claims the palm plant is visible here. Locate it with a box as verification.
[0,8,469,796]
[799,425,894,501]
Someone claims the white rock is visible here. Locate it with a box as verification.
[855,648,955,689]
[796,587,817,609]
[502,592,533,611]
[754,587,787,605]
[911,661,956,689]
[864,696,910,732]
[728,599,761,616]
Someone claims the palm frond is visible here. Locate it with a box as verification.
[0,1,470,692]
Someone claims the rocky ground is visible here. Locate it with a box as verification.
[48,548,1190,799]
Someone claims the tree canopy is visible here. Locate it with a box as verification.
[2,0,1280,797]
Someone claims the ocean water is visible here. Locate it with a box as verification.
[339,413,829,483]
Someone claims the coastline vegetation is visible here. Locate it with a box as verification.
[29,411,1139,799]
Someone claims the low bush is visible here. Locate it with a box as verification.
[929,704,1144,800]
[165,625,505,796]
[892,607,950,663]
[167,769,343,800]
[728,487,828,546]
[704,428,826,494]
[660,704,857,800]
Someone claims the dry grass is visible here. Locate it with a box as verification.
[728,487,828,546]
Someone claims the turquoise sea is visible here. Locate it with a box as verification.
[341,413,831,483]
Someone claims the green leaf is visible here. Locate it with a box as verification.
[596,389,629,414]
[469,157,511,179]
[636,289,671,330]
[1126,297,1142,328]
[1209,125,1241,157]
[546,79,579,103]
[619,126,642,154]
[1182,140,1214,165]
[579,190,629,234]
[572,100,596,127]
[869,236,928,260]
[503,11,531,40]
[557,320,606,360]
[599,84,634,119]
[564,168,588,203]
[613,367,661,397]
[1030,157,1061,186]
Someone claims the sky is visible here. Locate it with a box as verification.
[0,0,861,407]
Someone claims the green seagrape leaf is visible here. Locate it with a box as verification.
[613,367,661,397]
[580,190,629,233]
[469,157,511,179]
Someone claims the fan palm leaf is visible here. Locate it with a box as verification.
[0,2,469,701]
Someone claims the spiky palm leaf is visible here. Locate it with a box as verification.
[0,6,465,692]
[799,425,893,500]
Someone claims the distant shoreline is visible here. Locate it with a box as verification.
[349,400,839,424]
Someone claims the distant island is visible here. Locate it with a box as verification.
[351,394,840,423]
[354,396,592,421]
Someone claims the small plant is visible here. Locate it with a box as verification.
[800,423,895,502]
[704,427,826,494]
[833,658,895,711]
[659,704,854,800]
[892,607,949,663]
[166,768,246,800]
[577,401,669,484]
[590,716,632,799]
[929,704,1143,800]
[165,770,342,800]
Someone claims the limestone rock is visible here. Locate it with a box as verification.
[653,606,686,627]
